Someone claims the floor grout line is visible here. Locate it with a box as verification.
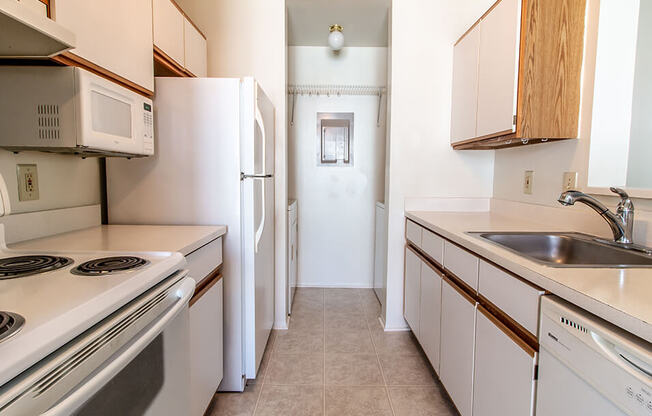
[359,289,398,416]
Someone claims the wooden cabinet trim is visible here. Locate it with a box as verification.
[477,303,536,357]
[51,51,154,97]
[454,0,503,46]
[442,273,477,306]
[168,0,207,40]
[153,45,195,77]
[190,266,223,306]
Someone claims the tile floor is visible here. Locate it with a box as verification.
[206,288,458,416]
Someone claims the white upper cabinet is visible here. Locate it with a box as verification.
[476,0,520,138]
[184,18,207,77]
[54,0,154,92]
[450,24,480,144]
[153,0,185,67]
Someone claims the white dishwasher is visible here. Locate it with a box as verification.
[537,296,652,416]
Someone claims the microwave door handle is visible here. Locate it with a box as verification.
[254,108,266,253]
[39,278,195,416]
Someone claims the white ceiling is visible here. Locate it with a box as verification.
[287,0,390,47]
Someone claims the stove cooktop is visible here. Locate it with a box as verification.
[0,255,73,280]
[71,256,150,276]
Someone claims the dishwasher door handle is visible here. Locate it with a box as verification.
[590,331,652,380]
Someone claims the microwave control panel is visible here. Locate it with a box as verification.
[143,102,154,155]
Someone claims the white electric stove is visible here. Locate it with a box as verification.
[0,225,194,416]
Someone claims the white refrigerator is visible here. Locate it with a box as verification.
[106,77,275,392]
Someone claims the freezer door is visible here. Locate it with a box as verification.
[240,78,275,177]
[241,174,275,379]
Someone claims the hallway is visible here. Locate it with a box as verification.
[207,288,457,415]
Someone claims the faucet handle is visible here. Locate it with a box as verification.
[610,187,630,200]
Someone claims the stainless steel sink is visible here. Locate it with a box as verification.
[468,232,652,268]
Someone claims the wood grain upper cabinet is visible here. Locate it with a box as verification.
[184,18,207,77]
[53,0,154,94]
[153,0,185,67]
[451,0,587,150]
[450,24,480,144]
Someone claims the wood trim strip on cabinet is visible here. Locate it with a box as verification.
[452,129,515,147]
[168,0,207,40]
[190,266,223,306]
[51,52,154,97]
[37,0,51,18]
[153,45,195,77]
[442,274,477,306]
[454,0,503,46]
[452,136,570,150]
[477,303,537,357]
[478,293,539,353]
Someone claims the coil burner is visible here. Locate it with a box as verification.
[0,255,73,280]
[71,256,150,276]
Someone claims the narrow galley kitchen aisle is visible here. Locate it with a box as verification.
[207,288,456,415]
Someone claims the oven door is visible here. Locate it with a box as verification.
[0,272,194,416]
[75,68,154,156]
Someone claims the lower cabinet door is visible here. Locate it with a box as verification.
[440,278,476,416]
[419,262,442,372]
[473,305,536,416]
[404,247,421,337]
[190,278,224,416]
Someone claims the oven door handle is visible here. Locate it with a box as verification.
[39,277,195,416]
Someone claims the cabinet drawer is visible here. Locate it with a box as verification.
[421,229,444,265]
[406,220,422,247]
[186,237,223,285]
[473,306,536,416]
[444,241,479,290]
[478,260,544,336]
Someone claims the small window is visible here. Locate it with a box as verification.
[317,112,354,166]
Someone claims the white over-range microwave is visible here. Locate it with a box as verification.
[0,66,154,157]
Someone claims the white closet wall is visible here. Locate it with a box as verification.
[288,46,387,287]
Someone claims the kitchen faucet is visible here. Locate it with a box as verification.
[558,187,634,244]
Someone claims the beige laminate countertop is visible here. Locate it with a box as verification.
[406,211,652,343]
[10,225,227,256]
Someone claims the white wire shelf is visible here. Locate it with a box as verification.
[287,84,386,96]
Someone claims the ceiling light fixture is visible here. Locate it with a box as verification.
[328,24,344,51]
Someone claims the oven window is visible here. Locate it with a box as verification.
[91,91,132,139]
[73,334,165,416]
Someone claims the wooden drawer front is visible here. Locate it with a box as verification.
[404,247,421,337]
[444,241,479,290]
[473,306,536,416]
[419,262,442,373]
[478,260,544,336]
[440,278,477,416]
[406,220,423,247]
[190,278,223,416]
[186,237,223,285]
[421,228,444,265]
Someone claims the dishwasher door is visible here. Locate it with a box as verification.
[536,296,652,416]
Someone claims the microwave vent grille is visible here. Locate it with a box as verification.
[36,105,61,141]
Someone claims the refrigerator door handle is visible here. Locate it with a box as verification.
[254,107,266,253]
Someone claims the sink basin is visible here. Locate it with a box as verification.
[468,232,652,268]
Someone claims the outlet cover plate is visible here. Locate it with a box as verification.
[523,170,534,195]
[17,164,39,201]
[563,171,578,192]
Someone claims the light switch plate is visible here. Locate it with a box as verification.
[17,164,39,201]
[562,171,578,192]
[523,170,534,195]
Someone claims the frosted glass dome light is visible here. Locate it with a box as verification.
[328,25,344,51]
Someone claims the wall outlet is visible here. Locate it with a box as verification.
[562,171,578,192]
[17,164,39,201]
[523,170,534,195]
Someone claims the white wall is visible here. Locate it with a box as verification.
[288,46,386,288]
[174,0,289,329]
[383,0,496,329]
[0,150,101,240]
